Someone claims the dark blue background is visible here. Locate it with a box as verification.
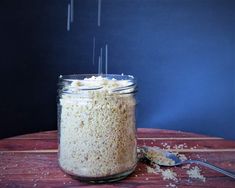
[0,0,234,139]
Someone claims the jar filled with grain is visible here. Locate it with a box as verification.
[57,74,137,182]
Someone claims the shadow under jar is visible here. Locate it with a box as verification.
[57,74,137,183]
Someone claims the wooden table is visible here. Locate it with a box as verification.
[0,128,235,187]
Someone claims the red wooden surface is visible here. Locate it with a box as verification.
[0,128,235,187]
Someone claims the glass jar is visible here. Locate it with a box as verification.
[57,74,137,182]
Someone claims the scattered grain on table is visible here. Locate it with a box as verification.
[166,183,177,187]
[182,164,191,169]
[173,144,187,150]
[147,166,158,174]
[161,169,177,181]
[186,166,206,182]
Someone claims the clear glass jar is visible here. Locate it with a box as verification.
[57,74,137,182]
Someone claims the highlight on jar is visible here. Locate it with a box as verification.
[57,74,138,183]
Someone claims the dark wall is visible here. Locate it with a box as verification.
[0,0,234,139]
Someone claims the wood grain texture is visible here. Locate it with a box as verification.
[0,128,235,188]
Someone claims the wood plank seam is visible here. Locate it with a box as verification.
[7,137,223,140]
[137,137,223,140]
[1,149,235,153]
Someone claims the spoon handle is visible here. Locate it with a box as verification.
[184,160,235,179]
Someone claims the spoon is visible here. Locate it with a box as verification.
[140,146,235,179]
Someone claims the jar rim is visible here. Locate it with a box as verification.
[59,74,136,82]
[58,74,137,94]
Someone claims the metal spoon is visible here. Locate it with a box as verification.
[140,146,235,179]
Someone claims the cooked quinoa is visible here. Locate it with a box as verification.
[58,76,137,178]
